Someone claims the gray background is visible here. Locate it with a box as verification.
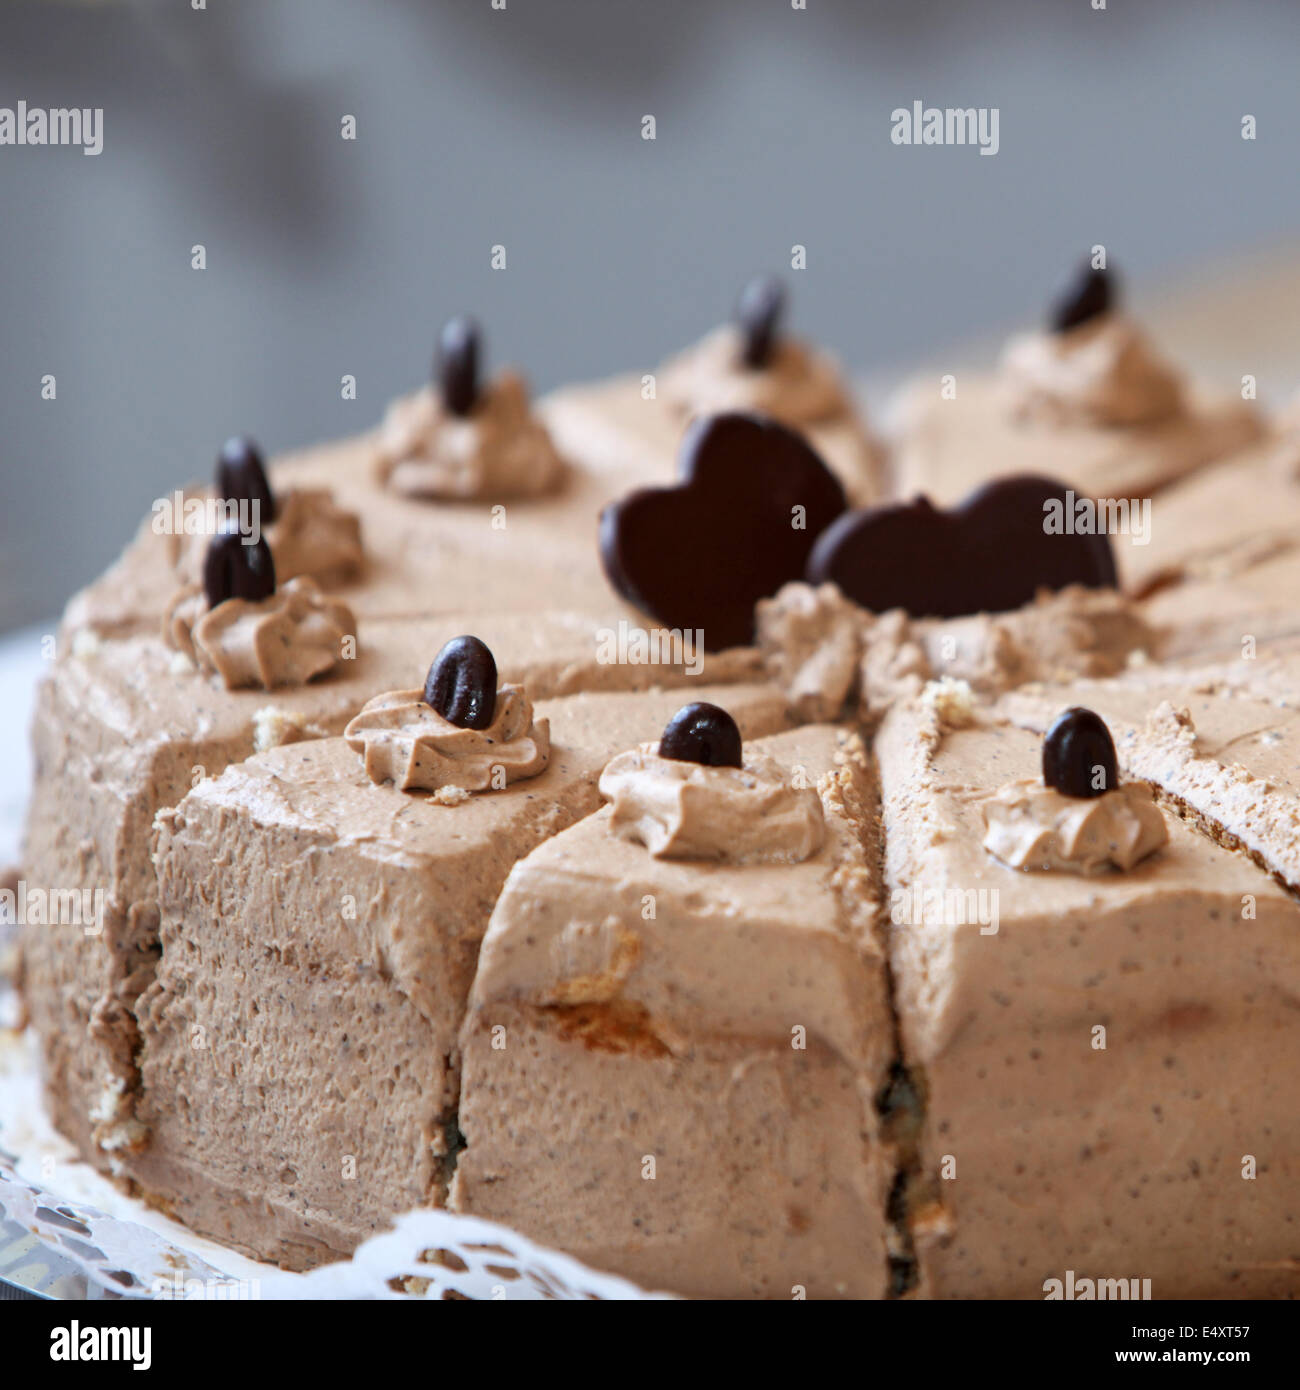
[3,0,1300,632]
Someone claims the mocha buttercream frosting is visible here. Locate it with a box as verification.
[755,581,862,720]
[1000,314,1185,427]
[259,488,363,587]
[757,581,1153,718]
[660,325,851,424]
[981,777,1167,874]
[344,683,550,793]
[164,576,357,690]
[598,743,825,863]
[376,371,565,499]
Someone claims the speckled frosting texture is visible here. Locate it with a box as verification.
[878,693,1300,1299]
[1000,667,1300,894]
[344,683,550,793]
[454,725,897,1298]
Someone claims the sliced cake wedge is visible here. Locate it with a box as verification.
[453,721,898,1298]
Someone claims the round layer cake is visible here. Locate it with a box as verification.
[20,276,1300,1298]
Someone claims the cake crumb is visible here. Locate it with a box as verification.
[98,1117,149,1154]
[429,785,471,806]
[921,676,976,728]
[89,1075,128,1124]
[90,1077,149,1154]
[253,706,321,753]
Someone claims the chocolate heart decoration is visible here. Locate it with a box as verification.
[805,475,1116,619]
[599,412,847,652]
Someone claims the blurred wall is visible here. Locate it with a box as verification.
[2,0,1300,630]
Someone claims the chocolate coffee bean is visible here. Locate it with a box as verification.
[437,316,481,417]
[216,436,276,524]
[1042,706,1118,799]
[599,412,847,651]
[1049,261,1116,334]
[658,702,743,768]
[202,527,276,609]
[806,474,1116,619]
[423,635,497,730]
[735,274,786,369]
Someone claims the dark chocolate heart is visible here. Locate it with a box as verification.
[735,274,786,369]
[1049,260,1117,334]
[599,412,847,652]
[805,475,1116,619]
[216,436,276,525]
[658,702,743,768]
[203,528,276,608]
[437,316,481,417]
[1042,706,1117,798]
[423,634,497,730]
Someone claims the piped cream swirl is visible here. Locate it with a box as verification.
[756,581,862,721]
[659,325,852,425]
[599,744,825,863]
[177,488,363,590]
[376,371,565,499]
[164,577,356,690]
[261,488,363,587]
[1000,314,1184,427]
[343,684,550,793]
[981,777,1168,874]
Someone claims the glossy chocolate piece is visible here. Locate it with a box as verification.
[1042,705,1118,798]
[437,316,481,417]
[735,274,786,369]
[805,474,1117,620]
[1049,261,1116,334]
[658,701,743,768]
[202,528,276,609]
[599,412,847,652]
[423,634,497,730]
[216,436,276,525]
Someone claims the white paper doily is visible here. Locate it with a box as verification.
[259,1211,672,1300]
[0,1151,669,1300]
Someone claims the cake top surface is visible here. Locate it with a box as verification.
[1001,659,1300,890]
[877,696,1294,913]
[1142,542,1300,660]
[1122,433,1300,593]
[488,724,872,912]
[176,681,795,850]
[1002,660,1300,789]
